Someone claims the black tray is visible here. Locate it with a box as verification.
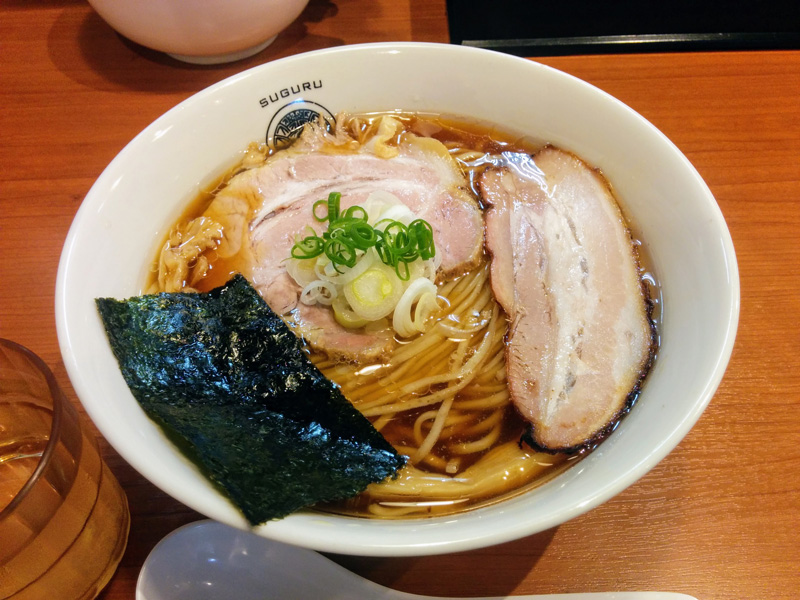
[446,0,800,55]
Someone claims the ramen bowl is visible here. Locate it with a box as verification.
[56,42,739,556]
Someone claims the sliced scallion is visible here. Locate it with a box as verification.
[289,192,436,277]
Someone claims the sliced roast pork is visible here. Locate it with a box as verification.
[480,147,654,452]
[204,117,484,362]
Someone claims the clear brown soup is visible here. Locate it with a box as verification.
[148,113,657,518]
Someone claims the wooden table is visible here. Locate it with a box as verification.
[2,1,799,599]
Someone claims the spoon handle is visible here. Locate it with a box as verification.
[382,591,697,600]
[436,595,697,600]
[136,521,699,600]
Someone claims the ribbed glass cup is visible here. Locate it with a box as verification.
[0,339,130,599]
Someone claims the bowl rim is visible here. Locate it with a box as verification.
[55,41,740,556]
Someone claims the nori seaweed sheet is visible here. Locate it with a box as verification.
[95,274,405,524]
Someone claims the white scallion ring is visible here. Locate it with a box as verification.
[300,279,337,306]
[393,278,438,337]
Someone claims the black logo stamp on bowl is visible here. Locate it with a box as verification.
[266,100,336,150]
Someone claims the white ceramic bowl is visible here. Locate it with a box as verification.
[56,43,739,556]
[88,0,310,64]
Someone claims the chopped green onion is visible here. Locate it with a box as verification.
[325,238,357,269]
[291,234,324,259]
[348,221,378,249]
[289,192,436,280]
[313,192,342,223]
[410,220,435,260]
[342,205,367,221]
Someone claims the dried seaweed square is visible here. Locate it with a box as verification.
[96,274,405,524]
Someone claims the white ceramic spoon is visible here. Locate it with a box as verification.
[136,520,698,600]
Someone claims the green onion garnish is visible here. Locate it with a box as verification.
[290,192,436,278]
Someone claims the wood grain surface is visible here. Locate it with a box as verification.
[2,2,798,599]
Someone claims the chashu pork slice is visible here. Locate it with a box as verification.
[207,117,484,362]
[480,147,654,452]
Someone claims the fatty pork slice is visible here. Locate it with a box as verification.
[215,119,484,362]
[480,147,654,452]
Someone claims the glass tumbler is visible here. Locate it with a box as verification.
[0,339,130,599]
